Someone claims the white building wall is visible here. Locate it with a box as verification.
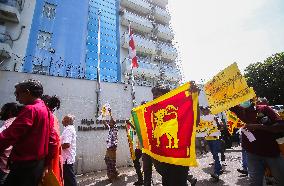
[3,0,36,71]
[198,85,209,107]
[0,71,153,173]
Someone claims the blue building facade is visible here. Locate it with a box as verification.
[23,0,120,82]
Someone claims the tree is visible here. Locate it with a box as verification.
[244,52,284,105]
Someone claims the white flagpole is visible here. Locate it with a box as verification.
[96,10,101,117]
[129,23,136,108]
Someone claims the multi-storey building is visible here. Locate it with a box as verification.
[0,0,35,71]
[1,0,181,87]
[120,0,181,88]
[0,0,182,174]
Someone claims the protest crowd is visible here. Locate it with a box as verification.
[0,62,284,186]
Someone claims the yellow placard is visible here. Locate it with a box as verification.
[204,63,256,114]
[196,118,221,137]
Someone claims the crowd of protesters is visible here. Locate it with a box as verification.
[0,78,284,186]
[0,79,77,186]
[129,84,284,186]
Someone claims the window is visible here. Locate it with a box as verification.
[33,64,48,75]
[43,2,56,19]
[37,31,52,50]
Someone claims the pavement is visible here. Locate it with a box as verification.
[77,146,252,186]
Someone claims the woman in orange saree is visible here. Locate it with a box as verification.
[42,95,64,186]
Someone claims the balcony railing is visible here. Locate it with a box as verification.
[120,0,151,15]
[151,0,168,9]
[152,6,170,24]
[155,24,174,41]
[123,57,160,78]
[158,43,178,61]
[121,32,157,55]
[163,66,182,81]
[0,0,23,11]
[0,32,13,58]
[121,10,153,33]
[0,0,23,22]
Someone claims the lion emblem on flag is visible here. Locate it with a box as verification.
[152,105,179,149]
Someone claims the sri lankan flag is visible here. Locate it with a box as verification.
[131,82,198,166]
[225,110,245,135]
[125,119,136,160]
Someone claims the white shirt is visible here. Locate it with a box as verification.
[61,125,76,164]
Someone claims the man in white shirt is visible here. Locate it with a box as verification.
[201,107,223,182]
[61,114,77,186]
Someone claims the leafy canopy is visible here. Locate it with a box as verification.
[244,52,284,105]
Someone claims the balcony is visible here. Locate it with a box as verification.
[163,66,182,81]
[155,24,174,41]
[152,6,170,24]
[0,0,23,23]
[120,0,151,15]
[121,32,157,55]
[151,0,168,9]
[121,10,153,33]
[0,29,13,58]
[158,43,177,61]
[123,58,160,78]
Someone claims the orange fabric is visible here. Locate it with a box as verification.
[265,167,272,177]
[279,143,284,156]
[51,116,64,186]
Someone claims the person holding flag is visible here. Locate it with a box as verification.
[132,81,200,186]
[200,107,223,182]
[126,117,143,185]
[102,108,119,183]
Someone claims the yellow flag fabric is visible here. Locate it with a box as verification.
[204,63,256,114]
[125,119,136,160]
[196,119,211,137]
[225,110,245,135]
[196,115,221,138]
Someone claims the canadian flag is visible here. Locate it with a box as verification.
[129,25,139,68]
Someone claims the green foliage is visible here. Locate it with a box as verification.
[244,52,284,105]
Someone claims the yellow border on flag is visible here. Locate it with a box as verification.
[132,83,191,112]
[137,82,198,167]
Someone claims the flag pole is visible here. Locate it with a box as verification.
[128,23,136,108]
[96,10,101,117]
[130,65,136,107]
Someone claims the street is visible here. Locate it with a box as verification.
[77,146,252,186]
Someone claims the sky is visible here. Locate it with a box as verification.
[168,0,284,83]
